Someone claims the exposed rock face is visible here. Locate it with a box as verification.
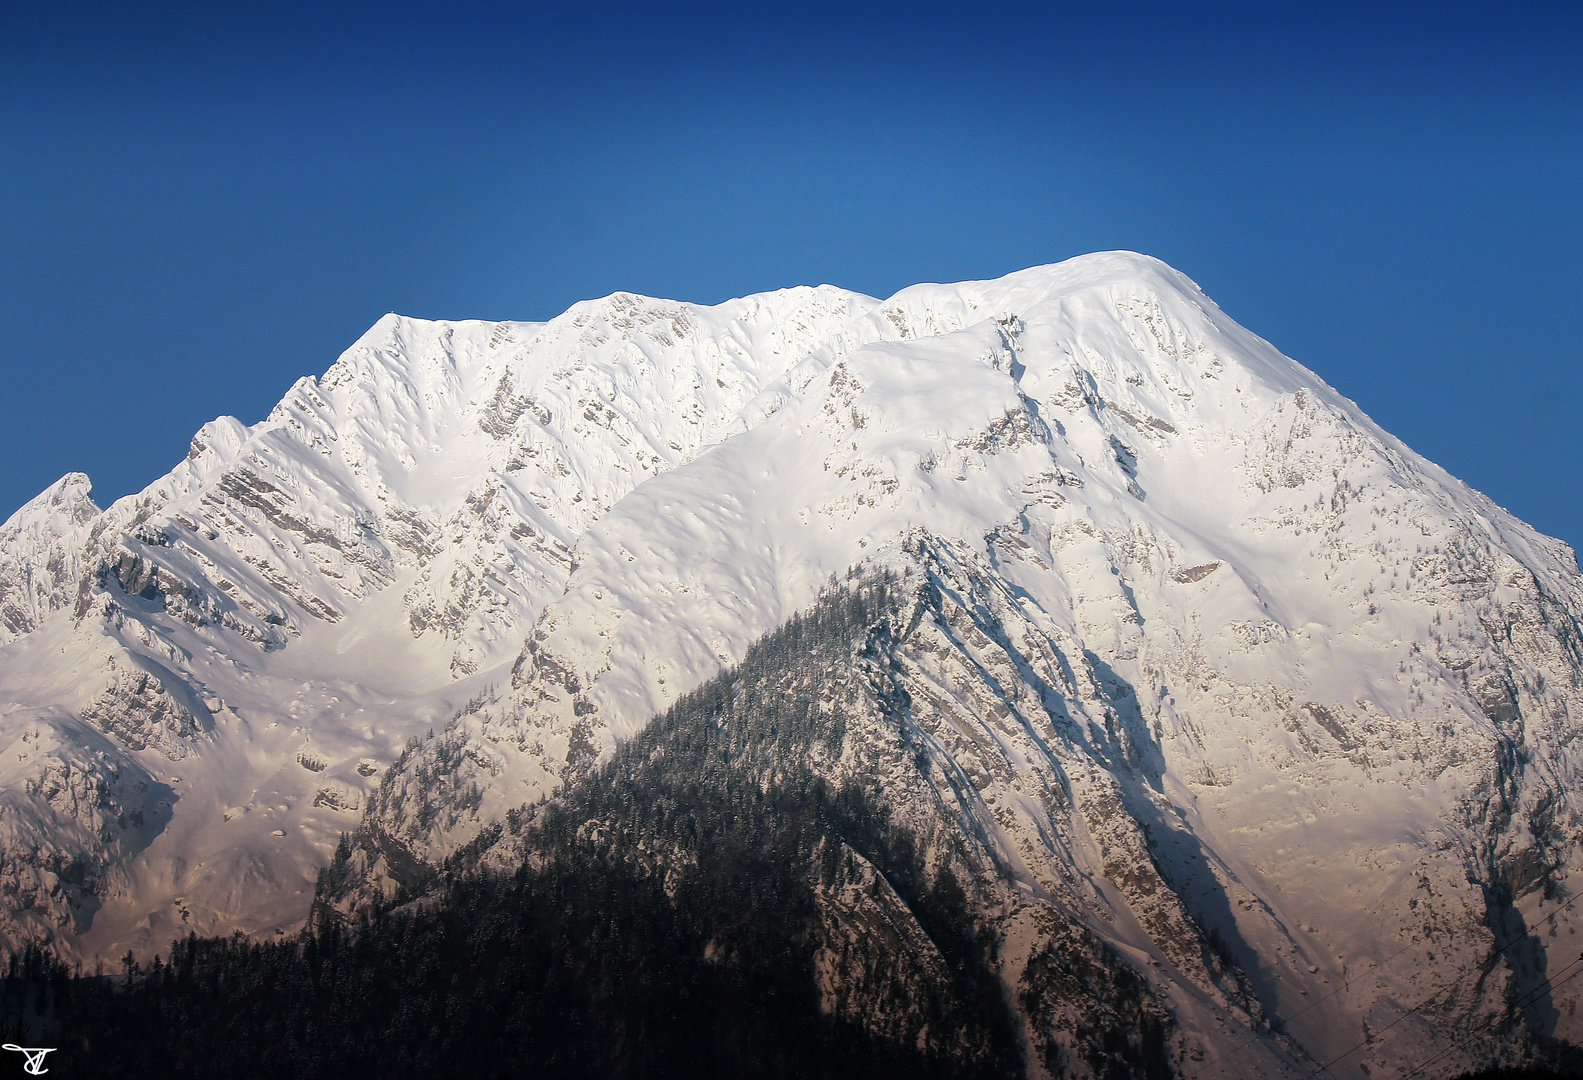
[0,720,172,944]
[2,252,1582,1076]
[0,472,100,642]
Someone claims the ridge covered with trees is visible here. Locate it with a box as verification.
[2,574,1031,1079]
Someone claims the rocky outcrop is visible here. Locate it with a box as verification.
[2,254,1581,1076]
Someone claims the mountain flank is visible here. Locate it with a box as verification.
[2,253,1582,1076]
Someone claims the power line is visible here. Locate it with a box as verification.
[1297,967,1466,1079]
[1190,931,1431,1070]
[1197,933,1430,1074]
[1546,1032,1583,1076]
[1399,956,1583,1070]
[1398,954,1583,1080]
[1220,891,1583,1080]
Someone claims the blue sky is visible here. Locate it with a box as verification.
[3,1,1580,549]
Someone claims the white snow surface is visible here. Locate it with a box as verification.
[3,252,1582,1077]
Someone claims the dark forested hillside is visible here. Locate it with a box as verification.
[1,574,1042,1079]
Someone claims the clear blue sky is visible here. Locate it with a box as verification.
[3,1,1580,551]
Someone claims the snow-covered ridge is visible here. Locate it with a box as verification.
[2,252,1581,1076]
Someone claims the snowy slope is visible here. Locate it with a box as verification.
[3,253,1582,1076]
[0,284,877,952]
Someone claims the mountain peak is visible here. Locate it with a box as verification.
[1,471,98,536]
[1,258,1581,1076]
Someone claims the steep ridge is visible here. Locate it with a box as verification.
[2,253,1581,1076]
[0,284,877,953]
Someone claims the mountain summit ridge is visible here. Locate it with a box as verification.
[2,252,1581,1077]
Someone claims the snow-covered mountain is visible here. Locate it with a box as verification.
[3,252,1581,1077]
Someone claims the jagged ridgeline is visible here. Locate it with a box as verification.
[6,573,1177,1079]
[9,254,1583,1078]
